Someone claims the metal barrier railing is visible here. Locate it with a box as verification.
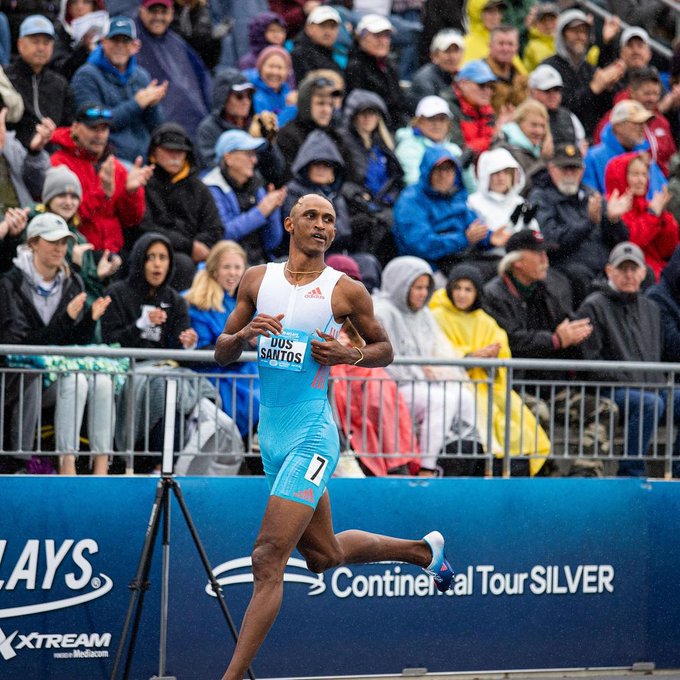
[0,345,679,478]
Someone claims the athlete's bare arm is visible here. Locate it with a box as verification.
[214,265,283,366]
[310,275,393,368]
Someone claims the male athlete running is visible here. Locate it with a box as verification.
[215,194,452,680]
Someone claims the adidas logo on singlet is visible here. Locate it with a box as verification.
[304,287,325,299]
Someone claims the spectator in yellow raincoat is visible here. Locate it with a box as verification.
[429,262,551,476]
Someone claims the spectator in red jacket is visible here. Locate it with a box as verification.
[605,151,678,280]
[594,67,676,177]
[50,103,153,254]
[440,59,498,162]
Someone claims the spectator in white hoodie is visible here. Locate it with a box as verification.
[467,147,540,281]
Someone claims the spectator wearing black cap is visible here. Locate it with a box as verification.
[50,103,153,255]
[6,15,74,150]
[195,69,286,186]
[482,229,592,374]
[141,123,223,290]
[70,16,167,164]
[577,241,680,477]
[291,6,342,83]
[528,143,629,307]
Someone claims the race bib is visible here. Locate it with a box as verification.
[258,329,309,372]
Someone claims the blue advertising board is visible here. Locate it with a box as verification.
[0,477,678,680]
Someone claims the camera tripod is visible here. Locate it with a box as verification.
[110,380,255,680]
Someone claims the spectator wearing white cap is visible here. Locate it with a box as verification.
[291,6,342,83]
[408,29,464,113]
[541,9,625,137]
[0,212,113,472]
[583,98,667,198]
[345,14,409,131]
[484,25,528,115]
[201,129,286,264]
[528,64,586,152]
[6,15,74,150]
[395,95,474,191]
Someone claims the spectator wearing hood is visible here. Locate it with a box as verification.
[344,15,408,132]
[529,143,629,307]
[134,0,212,141]
[341,89,403,265]
[6,15,74,150]
[140,123,223,290]
[647,246,680,362]
[291,6,342,83]
[393,146,498,275]
[244,45,297,128]
[467,147,539,281]
[604,151,677,281]
[584,99,667,200]
[283,129,352,253]
[52,0,108,81]
[201,129,285,265]
[194,69,285,185]
[277,73,349,181]
[372,255,482,475]
[101,231,197,350]
[70,16,166,164]
[238,11,288,74]
[540,9,624,137]
[429,263,550,476]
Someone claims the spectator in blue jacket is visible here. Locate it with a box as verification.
[244,45,297,127]
[70,16,166,163]
[201,129,286,265]
[583,99,667,200]
[393,145,499,275]
[135,0,212,140]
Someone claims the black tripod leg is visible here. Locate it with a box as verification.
[110,478,166,680]
[170,479,256,680]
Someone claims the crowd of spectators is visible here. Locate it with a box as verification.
[2,0,680,477]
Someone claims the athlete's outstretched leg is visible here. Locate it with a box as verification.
[297,493,432,572]
[220,495,314,680]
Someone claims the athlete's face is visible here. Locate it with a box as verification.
[285,195,336,255]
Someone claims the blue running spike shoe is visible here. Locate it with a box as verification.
[422,530,454,593]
